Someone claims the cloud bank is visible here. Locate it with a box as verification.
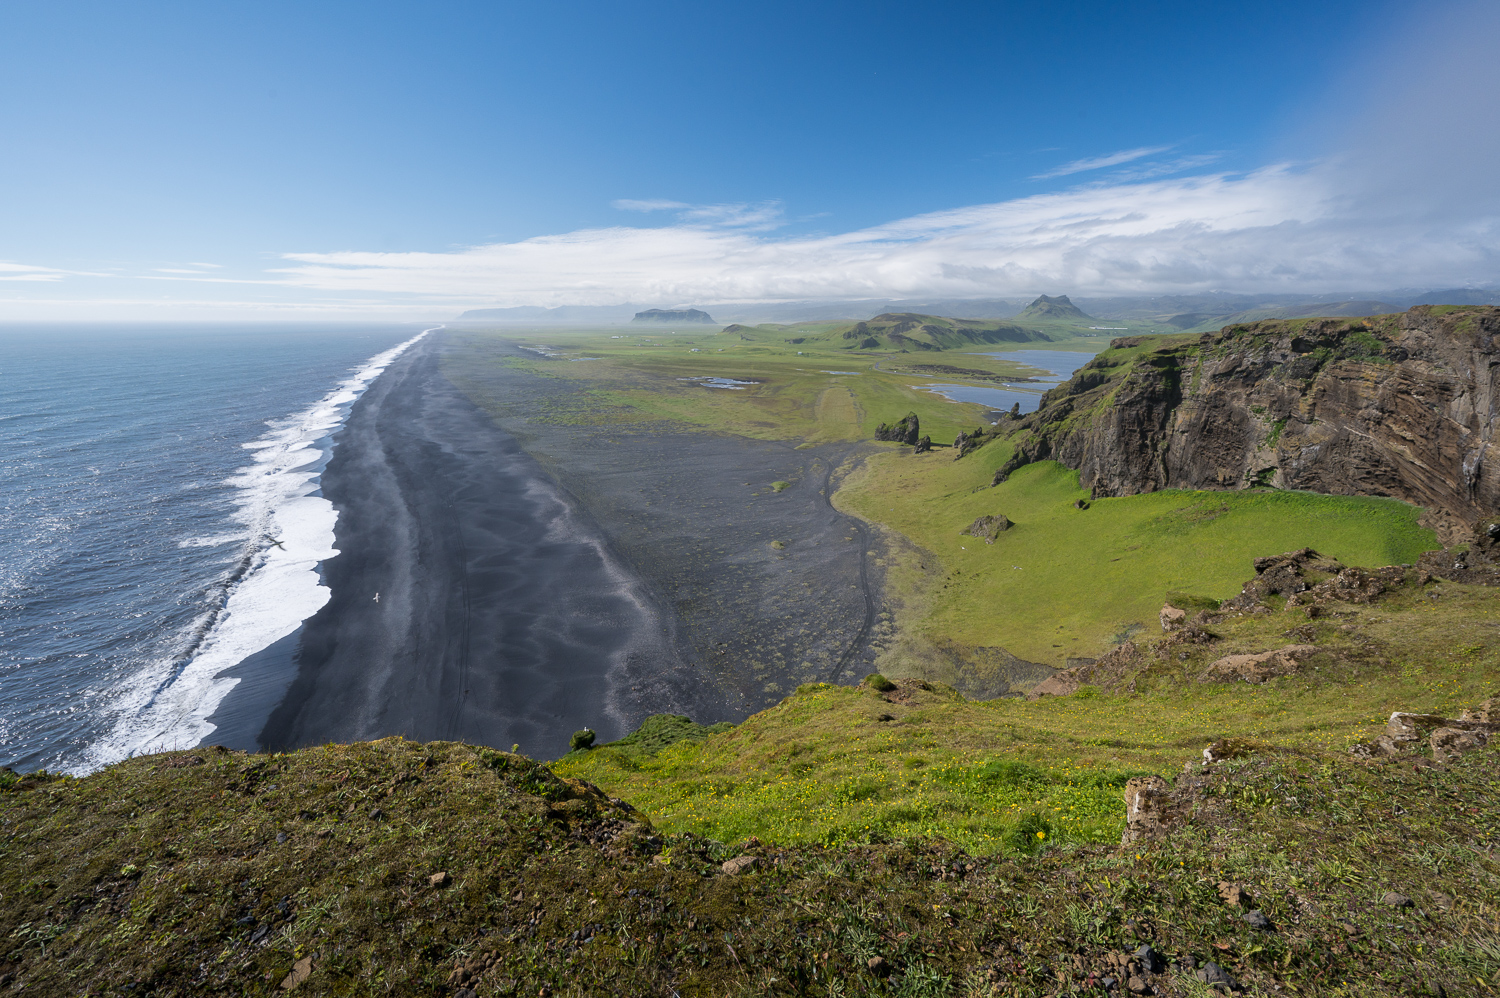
[271,159,1498,307]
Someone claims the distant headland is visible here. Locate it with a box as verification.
[632,308,716,324]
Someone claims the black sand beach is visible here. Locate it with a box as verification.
[253,335,712,757]
[212,329,888,759]
[442,336,884,716]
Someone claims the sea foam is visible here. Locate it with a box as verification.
[81,327,436,769]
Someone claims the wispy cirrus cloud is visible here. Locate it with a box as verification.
[0,261,72,282]
[613,198,785,230]
[1031,145,1174,179]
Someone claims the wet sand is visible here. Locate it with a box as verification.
[253,335,712,757]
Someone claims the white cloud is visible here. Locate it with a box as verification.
[267,162,1498,305]
[4,2,1495,321]
[1031,146,1174,180]
[0,261,84,282]
[1107,153,1223,182]
[613,198,784,230]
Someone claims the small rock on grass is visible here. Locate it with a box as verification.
[279,956,312,991]
[1134,944,1164,973]
[1242,909,1273,930]
[1217,881,1252,908]
[866,956,890,977]
[1382,891,1414,908]
[720,855,757,876]
[429,871,452,887]
[1195,960,1242,992]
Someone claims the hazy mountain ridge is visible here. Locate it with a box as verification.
[723,312,1052,351]
[456,288,1500,326]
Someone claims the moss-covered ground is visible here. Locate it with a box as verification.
[556,568,1497,856]
[8,689,1500,996]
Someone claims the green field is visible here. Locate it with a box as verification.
[838,445,1439,667]
[443,323,1104,447]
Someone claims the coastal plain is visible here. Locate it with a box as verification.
[6,307,1499,997]
[440,318,1437,681]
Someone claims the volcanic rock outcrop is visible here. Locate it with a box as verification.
[875,412,921,445]
[992,306,1500,543]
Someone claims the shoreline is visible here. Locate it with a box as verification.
[211,331,711,759]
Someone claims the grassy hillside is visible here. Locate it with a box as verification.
[556,563,1495,852]
[8,576,1500,996]
[837,444,1436,669]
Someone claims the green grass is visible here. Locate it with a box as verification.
[10,732,1500,995]
[838,445,1437,665]
[558,566,1499,863]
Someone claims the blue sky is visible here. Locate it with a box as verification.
[1,0,1496,318]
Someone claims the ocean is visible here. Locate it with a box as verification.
[0,323,430,774]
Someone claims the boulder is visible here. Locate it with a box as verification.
[1200,645,1317,684]
[1430,726,1488,763]
[280,956,313,991]
[1461,696,1500,723]
[1120,775,1171,845]
[1217,881,1252,908]
[1349,710,1500,759]
[1196,961,1243,992]
[720,855,758,876]
[960,514,1012,544]
[913,435,932,454]
[1030,641,1142,699]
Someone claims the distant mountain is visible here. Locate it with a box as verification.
[1388,288,1500,309]
[1017,295,1093,322]
[454,299,1031,325]
[633,308,716,324]
[454,288,1499,327]
[1075,288,1500,327]
[726,312,1050,352]
[456,304,643,323]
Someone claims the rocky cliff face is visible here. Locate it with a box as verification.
[993,305,1500,543]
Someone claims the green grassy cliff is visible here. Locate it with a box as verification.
[6,558,1499,996]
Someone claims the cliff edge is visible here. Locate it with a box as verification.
[993,305,1500,543]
